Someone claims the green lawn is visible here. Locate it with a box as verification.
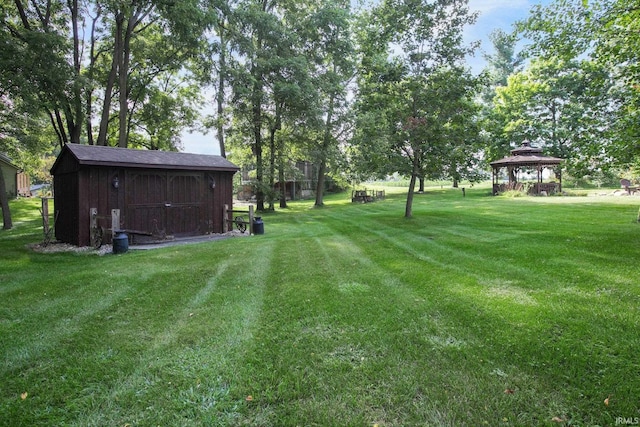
[1,186,639,426]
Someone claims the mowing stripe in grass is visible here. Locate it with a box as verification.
[230,212,535,425]
[148,260,232,349]
[268,203,588,424]
[68,241,276,426]
[3,191,640,426]
[3,280,133,371]
[319,209,545,323]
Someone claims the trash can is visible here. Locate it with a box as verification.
[112,231,129,254]
[253,217,264,235]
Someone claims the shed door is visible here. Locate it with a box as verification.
[126,171,204,237]
[166,172,203,236]
[126,171,167,235]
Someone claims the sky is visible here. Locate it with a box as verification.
[181,0,552,156]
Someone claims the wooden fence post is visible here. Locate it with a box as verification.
[224,204,229,232]
[111,209,120,238]
[90,208,97,232]
[249,205,254,235]
[41,198,50,236]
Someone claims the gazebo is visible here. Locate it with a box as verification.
[490,142,564,196]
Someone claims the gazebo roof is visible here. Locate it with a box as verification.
[490,142,563,168]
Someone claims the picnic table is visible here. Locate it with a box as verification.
[351,189,385,203]
[352,190,373,203]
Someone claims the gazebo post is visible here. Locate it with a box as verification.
[537,165,542,194]
[492,168,497,194]
[558,168,562,193]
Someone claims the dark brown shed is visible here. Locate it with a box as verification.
[50,143,239,247]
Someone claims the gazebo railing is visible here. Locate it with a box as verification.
[529,182,558,195]
[493,181,558,195]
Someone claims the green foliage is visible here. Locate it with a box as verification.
[499,189,527,198]
[354,0,482,215]
[515,0,640,169]
[0,97,58,177]
[1,0,212,150]
[483,29,524,89]
[485,57,616,177]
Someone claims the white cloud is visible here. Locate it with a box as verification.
[181,131,220,155]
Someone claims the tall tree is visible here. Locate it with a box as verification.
[517,0,640,169]
[230,0,274,211]
[487,57,615,177]
[355,0,479,217]
[480,28,523,107]
[199,0,239,158]
[0,0,83,147]
[230,0,322,211]
[97,0,211,148]
[1,0,211,150]
[595,0,640,164]
[484,29,523,88]
[478,28,522,164]
[294,1,355,208]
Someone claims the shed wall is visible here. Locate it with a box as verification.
[54,172,80,245]
[1,162,17,198]
[54,164,235,247]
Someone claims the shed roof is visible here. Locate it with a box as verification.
[0,153,19,170]
[51,143,239,174]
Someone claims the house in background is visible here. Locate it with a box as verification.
[50,144,239,247]
[0,153,30,198]
[237,161,337,201]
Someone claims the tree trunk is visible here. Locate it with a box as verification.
[252,62,265,211]
[249,4,269,211]
[278,156,287,208]
[118,16,135,148]
[64,105,82,144]
[97,12,123,146]
[314,162,326,207]
[405,173,416,218]
[85,91,95,145]
[54,110,69,146]
[0,170,13,230]
[405,152,421,218]
[419,177,425,192]
[217,25,227,157]
[268,124,276,211]
[314,92,335,207]
[49,112,65,150]
[68,0,83,144]
[85,9,101,146]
